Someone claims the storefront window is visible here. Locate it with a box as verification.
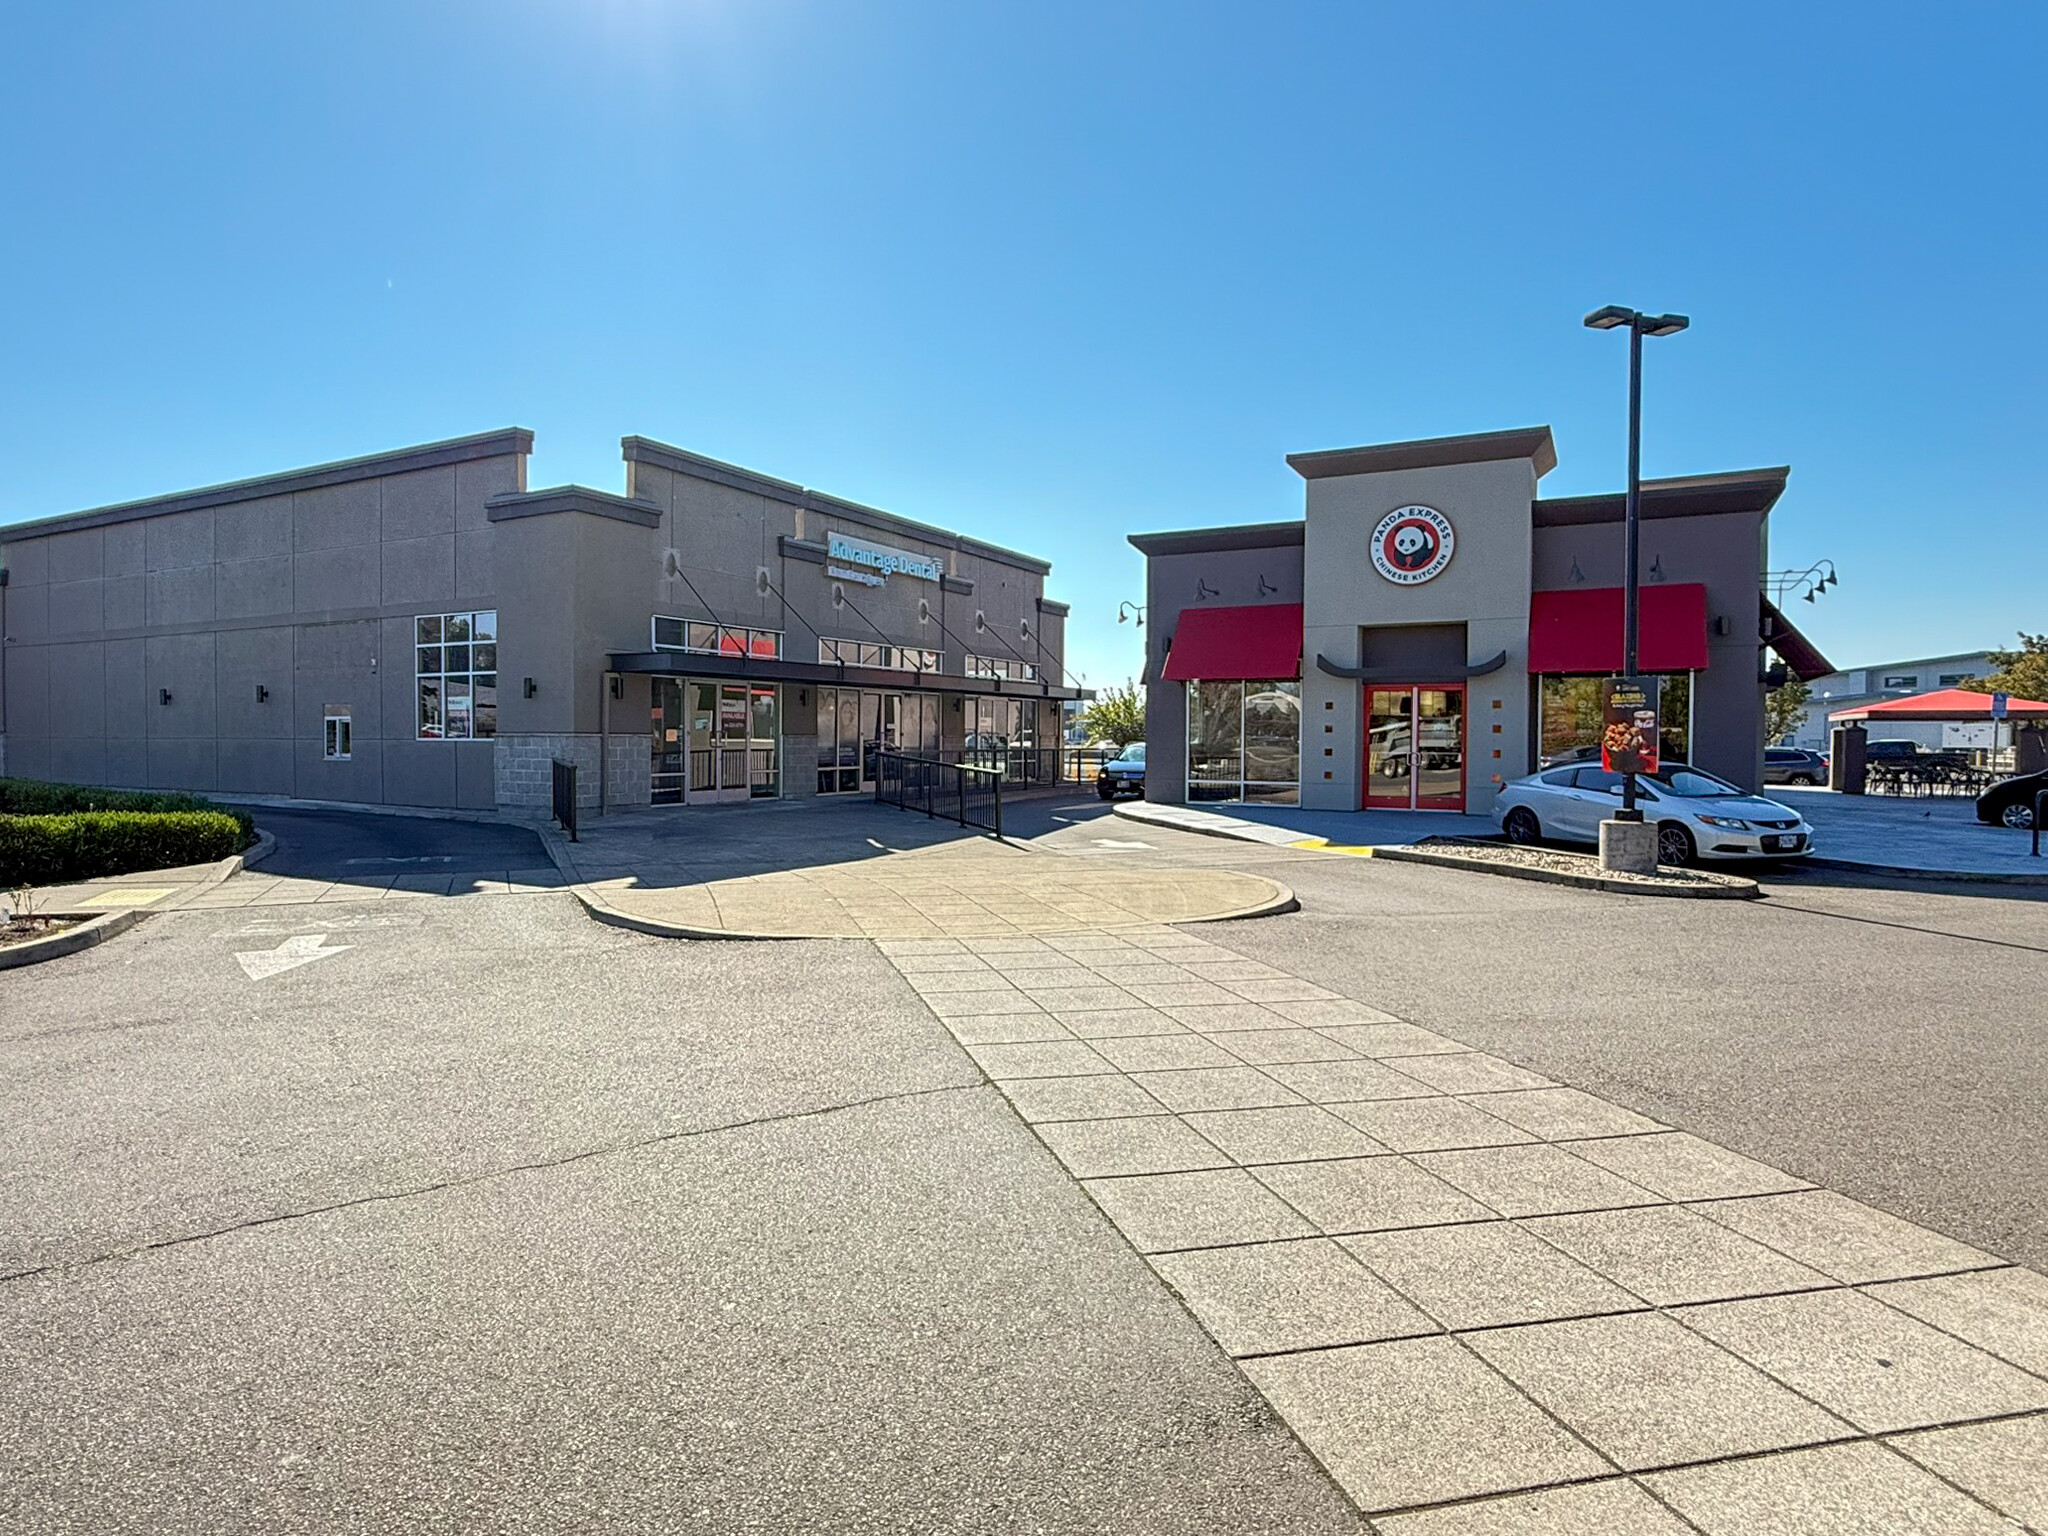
[1538,673,1691,766]
[1187,680,1299,804]
[417,611,497,740]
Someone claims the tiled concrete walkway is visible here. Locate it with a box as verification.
[879,928,2048,1532]
[552,826,1295,938]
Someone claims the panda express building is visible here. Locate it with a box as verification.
[0,429,1080,814]
[1130,426,1832,815]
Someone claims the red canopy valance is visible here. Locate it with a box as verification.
[1161,603,1303,682]
[1528,584,1708,674]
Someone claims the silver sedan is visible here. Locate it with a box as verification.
[1493,763,1815,865]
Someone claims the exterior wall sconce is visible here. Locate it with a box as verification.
[1195,579,1218,599]
[608,675,623,700]
[256,685,270,703]
[1567,557,1586,585]
[1712,615,1733,637]
[523,678,537,698]
[159,689,172,705]
[797,688,809,707]
[1648,555,1666,583]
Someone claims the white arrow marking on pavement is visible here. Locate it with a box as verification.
[235,933,353,982]
[1091,839,1154,851]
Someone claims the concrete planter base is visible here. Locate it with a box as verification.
[1598,818,1658,875]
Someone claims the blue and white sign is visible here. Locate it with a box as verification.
[827,531,942,583]
[1992,691,2009,719]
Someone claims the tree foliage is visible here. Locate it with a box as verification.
[1959,632,2048,703]
[1080,681,1146,745]
[1764,677,1812,745]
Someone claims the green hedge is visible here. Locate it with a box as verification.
[0,810,247,888]
[0,778,255,848]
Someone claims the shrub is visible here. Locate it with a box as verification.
[0,778,255,848]
[0,811,246,888]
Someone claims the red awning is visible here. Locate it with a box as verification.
[1527,584,1708,674]
[1162,603,1303,682]
[1828,687,2048,722]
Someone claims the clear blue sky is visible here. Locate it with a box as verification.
[3,2,2040,689]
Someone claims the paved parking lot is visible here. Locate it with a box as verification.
[3,801,2044,1531]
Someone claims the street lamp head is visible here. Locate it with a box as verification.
[1642,313,1690,337]
[1583,305,1635,331]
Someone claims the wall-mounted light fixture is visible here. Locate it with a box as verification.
[1195,579,1219,600]
[159,689,172,706]
[1258,575,1278,596]
[256,685,269,703]
[1117,602,1145,627]
[797,688,809,708]
[1567,557,1586,585]
[523,678,537,699]
[1712,615,1732,637]
[1648,555,1666,584]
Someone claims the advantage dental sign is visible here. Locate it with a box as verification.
[827,531,942,584]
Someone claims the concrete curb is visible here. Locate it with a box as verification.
[0,827,280,970]
[535,822,1300,941]
[1365,844,1762,899]
[0,907,148,970]
[1109,801,1310,848]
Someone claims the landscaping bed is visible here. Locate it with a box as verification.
[1380,835,1762,897]
[2,913,80,948]
[0,778,256,887]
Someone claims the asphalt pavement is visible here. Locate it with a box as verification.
[4,799,2046,1530]
[0,873,1361,1535]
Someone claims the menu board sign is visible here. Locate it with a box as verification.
[1600,677,1661,775]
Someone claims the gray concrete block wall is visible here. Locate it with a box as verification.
[494,733,603,812]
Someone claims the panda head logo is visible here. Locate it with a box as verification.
[1370,506,1455,584]
[1390,524,1435,570]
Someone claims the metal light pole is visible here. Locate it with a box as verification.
[1585,305,1688,851]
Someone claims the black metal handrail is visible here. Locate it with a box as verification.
[875,750,1003,836]
[551,759,578,841]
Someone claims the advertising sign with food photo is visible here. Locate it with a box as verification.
[1600,677,1661,775]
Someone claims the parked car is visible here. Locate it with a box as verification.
[1493,763,1815,866]
[1764,747,1831,786]
[1977,770,2048,829]
[1096,741,1146,800]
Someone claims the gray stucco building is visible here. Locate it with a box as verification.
[1130,426,1831,815]
[0,429,1080,815]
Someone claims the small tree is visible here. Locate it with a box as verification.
[1960,632,2048,702]
[1764,677,1812,745]
[1080,681,1146,746]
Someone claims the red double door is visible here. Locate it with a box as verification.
[1364,685,1466,811]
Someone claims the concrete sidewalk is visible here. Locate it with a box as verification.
[1113,801,1501,849]
[881,926,2048,1528]
[539,797,1297,939]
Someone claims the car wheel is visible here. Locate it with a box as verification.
[1657,822,1696,867]
[1097,782,1115,801]
[2000,802,2035,829]
[1503,807,1541,844]
[1788,773,1818,786]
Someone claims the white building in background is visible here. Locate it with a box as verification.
[1789,650,1996,751]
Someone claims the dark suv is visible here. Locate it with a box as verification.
[1763,747,1830,786]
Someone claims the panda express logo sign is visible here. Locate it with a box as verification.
[1369,505,1455,586]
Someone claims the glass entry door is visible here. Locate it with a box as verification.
[1364,685,1465,811]
[653,680,779,804]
